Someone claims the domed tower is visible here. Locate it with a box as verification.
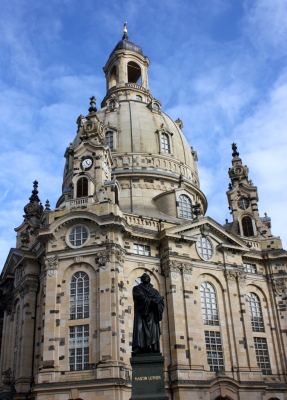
[2,25,287,400]
[224,143,283,251]
[57,23,207,221]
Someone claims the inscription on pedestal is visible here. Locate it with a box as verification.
[130,354,168,400]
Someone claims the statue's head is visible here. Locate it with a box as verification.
[140,273,151,284]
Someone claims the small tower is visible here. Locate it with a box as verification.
[225,143,282,250]
[15,181,44,249]
[101,22,151,107]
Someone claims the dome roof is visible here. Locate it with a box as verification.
[64,36,207,219]
[96,101,197,175]
[111,39,143,56]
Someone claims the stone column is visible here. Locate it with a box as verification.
[17,278,38,393]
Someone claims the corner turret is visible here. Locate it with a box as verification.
[224,144,283,251]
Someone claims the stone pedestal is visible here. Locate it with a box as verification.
[130,353,168,400]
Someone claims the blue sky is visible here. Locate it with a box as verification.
[1,0,287,269]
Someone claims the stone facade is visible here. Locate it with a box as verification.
[1,31,287,400]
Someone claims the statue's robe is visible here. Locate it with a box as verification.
[132,282,164,352]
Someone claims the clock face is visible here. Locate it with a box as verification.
[238,197,249,210]
[81,156,93,171]
[235,167,242,174]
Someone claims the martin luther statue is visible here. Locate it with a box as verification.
[132,273,164,354]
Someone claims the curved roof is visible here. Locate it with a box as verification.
[111,39,143,56]
[96,100,197,173]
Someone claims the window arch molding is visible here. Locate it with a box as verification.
[127,61,142,84]
[238,213,256,237]
[75,176,89,198]
[155,128,173,155]
[196,235,214,261]
[200,281,220,326]
[177,193,193,219]
[70,271,90,320]
[104,128,117,151]
[66,224,90,249]
[247,292,265,332]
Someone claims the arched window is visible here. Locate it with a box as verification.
[136,95,142,101]
[109,65,117,89]
[178,195,192,218]
[200,282,219,325]
[70,272,89,319]
[127,61,141,84]
[242,216,254,237]
[77,177,88,198]
[161,133,170,153]
[108,100,116,111]
[247,293,264,332]
[105,131,114,150]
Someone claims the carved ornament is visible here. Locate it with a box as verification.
[267,275,286,296]
[95,250,111,269]
[225,269,246,287]
[43,255,58,277]
[161,259,193,278]
[19,279,39,297]
[80,120,105,144]
[2,368,12,387]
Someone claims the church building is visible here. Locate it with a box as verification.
[1,25,287,400]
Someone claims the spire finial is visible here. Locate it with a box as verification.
[29,180,40,203]
[231,142,239,157]
[122,22,128,40]
[45,199,51,211]
[89,96,97,113]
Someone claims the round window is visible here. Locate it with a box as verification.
[197,235,213,260]
[67,225,89,248]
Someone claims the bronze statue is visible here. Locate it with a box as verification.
[132,273,164,354]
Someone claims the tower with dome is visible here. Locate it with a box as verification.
[0,25,287,400]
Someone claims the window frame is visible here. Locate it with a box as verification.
[196,235,214,261]
[104,129,117,151]
[240,215,256,237]
[69,325,89,371]
[161,132,170,153]
[133,243,151,256]
[105,131,114,150]
[200,282,219,326]
[254,337,271,375]
[66,225,90,249]
[247,292,265,332]
[178,194,193,219]
[243,263,257,274]
[204,331,224,372]
[70,272,90,320]
[76,176,89,198]
[156,129,173,155]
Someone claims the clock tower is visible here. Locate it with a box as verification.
[1,24,287,400]
[225,143,282,250]
[57,96,117,208]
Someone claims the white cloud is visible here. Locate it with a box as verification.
[242,0,287,59]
